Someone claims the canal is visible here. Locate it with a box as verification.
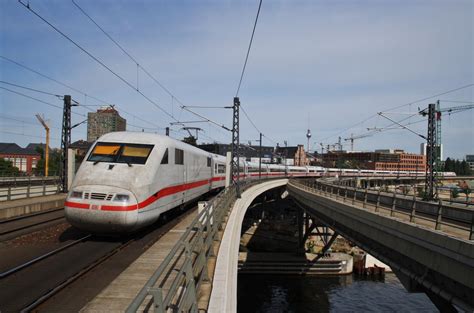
[237,273,438,312]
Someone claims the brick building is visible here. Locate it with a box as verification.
[323,150,425,172]
[275,145,308,166]
[0,143,41,175]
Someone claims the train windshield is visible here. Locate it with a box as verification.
[88,142,154,165]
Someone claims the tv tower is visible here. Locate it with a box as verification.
[306,128,312,152]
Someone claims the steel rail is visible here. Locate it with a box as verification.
[18,198,201,312]
[0,234,91,279]
[20,237,132,313]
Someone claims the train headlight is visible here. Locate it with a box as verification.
[70,190,83,199]
[114,194,130,202]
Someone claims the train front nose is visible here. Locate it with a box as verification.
[64,185,139,233]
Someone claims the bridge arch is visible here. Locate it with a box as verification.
[208,179,288,313]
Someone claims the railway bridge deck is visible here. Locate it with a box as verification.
[39,178,473,312]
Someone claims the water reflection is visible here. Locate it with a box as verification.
[238,274,437,313]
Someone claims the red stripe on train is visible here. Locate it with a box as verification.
[66,176,226,212]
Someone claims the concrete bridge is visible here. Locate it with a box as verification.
[287,179,474,312]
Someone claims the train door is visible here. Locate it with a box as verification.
[175,148,185,204]
[208,156,213,191]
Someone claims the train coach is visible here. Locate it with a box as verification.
[65,132,226,233]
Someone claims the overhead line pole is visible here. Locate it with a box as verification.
[231,97,241,198]
[60,96,72,192]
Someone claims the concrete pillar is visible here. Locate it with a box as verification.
[225,151,232,188]
[297,206,304,254]
[67,148,76,191]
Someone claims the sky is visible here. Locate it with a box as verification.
[0,0,473,159]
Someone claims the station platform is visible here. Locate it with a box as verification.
[0,193,66,220]
[81,210,198,312]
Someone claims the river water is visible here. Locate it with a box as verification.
[237,273,438,312]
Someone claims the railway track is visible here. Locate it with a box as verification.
[0,208,65,242]
[0,199,203,312]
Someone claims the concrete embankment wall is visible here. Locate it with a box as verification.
[0,194,66,219]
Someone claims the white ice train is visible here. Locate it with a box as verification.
[65,132,228,233]
[65,131,453,233]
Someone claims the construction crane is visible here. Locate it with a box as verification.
[35,114,50,177]
[419,101,474,200]
[344,133,373,151]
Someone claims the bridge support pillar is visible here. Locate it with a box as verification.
[296,204,305,254]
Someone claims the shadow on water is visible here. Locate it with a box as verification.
[238,274,353,313]
[238,273,438,313]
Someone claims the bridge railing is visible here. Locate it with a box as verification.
[126,179,269,313]
[291,179,474,241]
[0,176,61,201]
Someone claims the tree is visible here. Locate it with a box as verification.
[0,158,20,176]
[454,160,461,175]
[444,158,454,172]
[33,147,61,176]
[461,160,472,175]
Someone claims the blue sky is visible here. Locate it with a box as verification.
[0,0,472,159]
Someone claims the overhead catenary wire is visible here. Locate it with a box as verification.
[69,0,233,137]
[18,0,176,122]
[0,82,136,131]
[0,80,62,98]
[321,83,474,142]
[0,55,161,129]
[0,130,61,142]
[1,86,69,112]
[71,0,176,98]
[236,0,263,97]
[0,115,61,130]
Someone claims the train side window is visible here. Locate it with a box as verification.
[218,164,225,174]
[175,148,184,165]
[161,148,168,164]
[207,157,211,167]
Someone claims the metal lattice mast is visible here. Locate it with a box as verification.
[60,95,72,192]
[435,100,442,173]
[231,97,241,197]
[425,103,436,200]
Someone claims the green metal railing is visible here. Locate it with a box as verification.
[291,179,474,241]
[126,185,237,312]
[126,178,278,312]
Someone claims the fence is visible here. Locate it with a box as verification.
[0,176,61,201]
[291,179,474,241]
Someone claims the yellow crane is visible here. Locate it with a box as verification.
[35,114,50,177]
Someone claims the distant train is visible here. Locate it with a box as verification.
[64,132,454,233]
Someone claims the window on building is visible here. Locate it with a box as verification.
[175,148,184,165]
